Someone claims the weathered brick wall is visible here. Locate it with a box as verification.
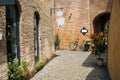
[0,0,55,79]
[0,7,8,80]
[18,0,55,75]
[0,7,7,64]
[90,0,112,33]
[55,0,90,49]
[55,0,112,49]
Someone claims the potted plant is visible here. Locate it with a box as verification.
[54,34,60,50]
[84,38,92,51]
[21,60,30,80]
[7,58,24,80]
[91,32,106,66]
[7,58,29,80]
[35,61,45,71]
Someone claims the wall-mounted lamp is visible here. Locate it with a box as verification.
[50,7,63,16]
[80,27,88,35]
[56,17,65,26]
[50,7,65,26]
[56,10,63,17]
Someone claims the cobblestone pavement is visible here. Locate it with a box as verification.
[30,50,110,80]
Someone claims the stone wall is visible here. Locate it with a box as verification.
[90,0,112,33]
[55,0,112,50]
[0,0,55,79]
[0,7,8,80]
[18,0,55,75]
[108,0,120,80]
[55,0,90,49]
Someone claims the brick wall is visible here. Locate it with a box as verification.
[0,7,8,80]
[55,0,90,49]
[0,0,55,79]
[90,0,112,33]
[55,0,112,50]
[18,0,55,75]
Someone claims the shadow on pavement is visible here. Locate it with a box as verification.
[82,53,111,80]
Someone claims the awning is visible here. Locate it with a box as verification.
[0,0,16,6]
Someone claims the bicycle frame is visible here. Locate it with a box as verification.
[69,39,85,51]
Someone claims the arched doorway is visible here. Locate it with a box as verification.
[34,12,40,63]
[93,12,110,47]
[93,12,110,34]
[6,5,20,62]
[93,12,110,65]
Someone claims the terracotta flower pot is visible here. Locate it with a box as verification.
[55,46,60,51]
[84,44,90,51]
[96,58,104,66]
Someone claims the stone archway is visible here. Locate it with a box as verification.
[93,12,110,65]
[93,12,110,34]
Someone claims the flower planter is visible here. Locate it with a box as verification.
[55,46,60,51]
[84,44,90,51]
[96,58,104,66]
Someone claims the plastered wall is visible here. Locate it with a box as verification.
[108,0,120,80]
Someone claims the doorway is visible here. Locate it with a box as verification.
[93,12,110,51]
[6,5,20,62]
[93,12,110,34]
[93,12,110,65]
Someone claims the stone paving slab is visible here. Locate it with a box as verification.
[30,50,110,80]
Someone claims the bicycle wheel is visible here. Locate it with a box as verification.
[69,41,78,51]
[79,44,85,51]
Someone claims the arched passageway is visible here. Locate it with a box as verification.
[93,12,110,65]
[93,12,110,34]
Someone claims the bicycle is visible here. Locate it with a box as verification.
[69,39,85,51]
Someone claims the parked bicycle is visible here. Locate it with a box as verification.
[69,39,86,51]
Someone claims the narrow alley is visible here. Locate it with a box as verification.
[1,0,120,80]
[31,50,110,80]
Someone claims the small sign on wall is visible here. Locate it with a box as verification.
[0,33,2,40]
